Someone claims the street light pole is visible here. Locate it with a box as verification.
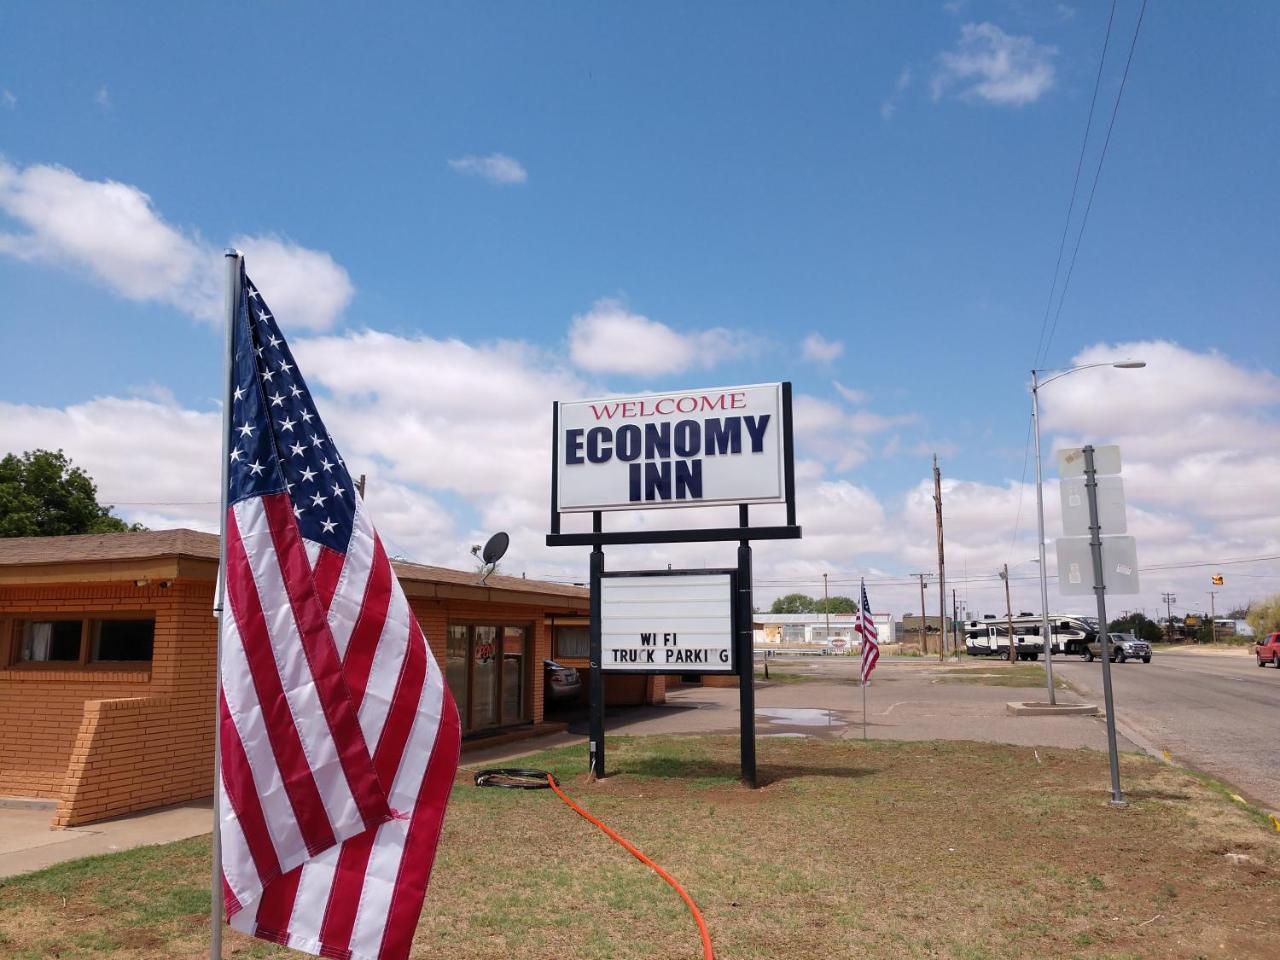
[1031,370,1058,704]
[1030,360,1146,707]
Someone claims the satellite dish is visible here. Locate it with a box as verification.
[482,532,510,565]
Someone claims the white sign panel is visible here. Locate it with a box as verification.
[1055,536,1141,596]
[1059,475,1127,536]
[600,573,735,673]
[556,383,787,512]
[1057,444,1122,478]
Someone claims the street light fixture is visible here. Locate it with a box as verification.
[1031,360,1146,705]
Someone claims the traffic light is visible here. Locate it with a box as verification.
[1211,574,1224,586]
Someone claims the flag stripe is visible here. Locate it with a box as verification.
[377,688,460,960]
[355,583,412,751]
[258,493,390,831]
[313,546,346,612]
[327,505,378,658]
[351,658,451,959]
[342,535,394,711]
[253,863,304,944]
[220,599,310,881]
[372,620,429,784]
[219,689,282,892]
[225,508,339,855]
[318,831,377,953]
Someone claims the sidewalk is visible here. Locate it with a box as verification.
[0,798,210,880]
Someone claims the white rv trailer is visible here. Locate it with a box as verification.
[964,614,1099,659]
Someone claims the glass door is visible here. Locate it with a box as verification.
[470,626,500,729]
[501,626,526,725]
[446,625,469,730]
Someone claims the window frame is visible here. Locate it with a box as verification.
[3,612,157,671]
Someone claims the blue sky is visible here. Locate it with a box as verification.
[1,1,1277,616]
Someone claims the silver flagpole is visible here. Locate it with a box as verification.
[211,249,242,959]
[860,577,868,741]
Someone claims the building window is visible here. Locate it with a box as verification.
[91,620,155,662]
[554,625,589,659]
[10,616,155,666]
[20,620,84,662]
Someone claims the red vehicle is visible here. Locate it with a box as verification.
[1255,632,1280,668]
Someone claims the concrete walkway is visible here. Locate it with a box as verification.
[0,798,211,880]
[0,659,1132,880]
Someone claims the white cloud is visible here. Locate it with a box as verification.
[880,66,913,120]
[233,235,355,332]
[567,298,756,376]
[94,85,111,110]
[447,153,528,185]
[833,381,867,405]
[0,159,353,330]
[1,90,15,110]
[801,332,844,363]
[932,23,1056,106]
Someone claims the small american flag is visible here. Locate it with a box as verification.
[217,264,459,960]
[855,581,879,684]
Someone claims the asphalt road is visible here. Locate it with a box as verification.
[1053,649,1280,810]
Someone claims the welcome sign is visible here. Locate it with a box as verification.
[554,383,787,512]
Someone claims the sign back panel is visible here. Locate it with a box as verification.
[600,571,735,673]
[556,383,786,512]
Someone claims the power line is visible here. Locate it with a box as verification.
[1040,0,1150,363]
[1033,0,1118,367]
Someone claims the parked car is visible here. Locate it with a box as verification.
[1083,633,1152,664]
[1255,632,1280,668]
[544,659,582,701]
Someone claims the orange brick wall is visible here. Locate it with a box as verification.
[0,579,216,820]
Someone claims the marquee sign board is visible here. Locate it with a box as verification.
[554,383,788,513]
[600,570,735,673]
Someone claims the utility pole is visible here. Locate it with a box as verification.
[356,473,367,499]
[1161,592,1176,642]
[1208,590,1218,642]
[822,573,831,652]
[1001,564,1017,663]
[933,455,947,661]
[916,573,928,654]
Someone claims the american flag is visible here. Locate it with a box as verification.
[217,263,460,960]
[855,581,879,684]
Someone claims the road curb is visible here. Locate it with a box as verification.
[1006,701,1099,716]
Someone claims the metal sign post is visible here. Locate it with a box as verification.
[1084,445,1126,807]
[736,505,757,788]
[588,514,605,779]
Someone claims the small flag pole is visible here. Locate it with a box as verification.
[211,249,242,960]
[860,577,868,741]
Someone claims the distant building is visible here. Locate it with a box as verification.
[752,612,894,651]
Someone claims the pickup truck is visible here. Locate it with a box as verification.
[1255,632,1280,668]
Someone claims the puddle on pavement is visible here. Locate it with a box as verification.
[756,707,846,727]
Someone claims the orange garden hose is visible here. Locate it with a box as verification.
[546,774,715,960]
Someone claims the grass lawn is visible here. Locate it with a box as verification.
[2,735,1277,959]
[936,663,1070,690]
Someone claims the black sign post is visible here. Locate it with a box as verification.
[736,504,757,787]
[549,383,800,787]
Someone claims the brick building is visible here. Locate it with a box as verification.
[0,530,634,828]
